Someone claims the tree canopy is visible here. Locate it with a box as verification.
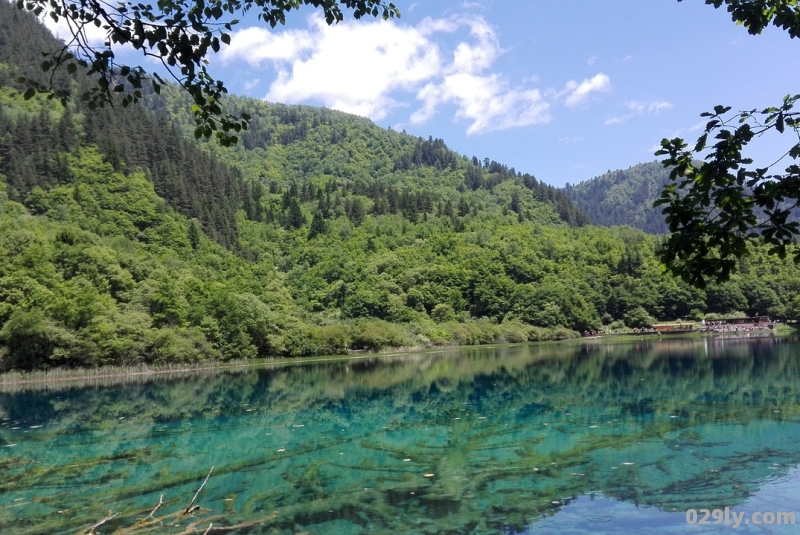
[656,0,800,287]
[16,0,399,145]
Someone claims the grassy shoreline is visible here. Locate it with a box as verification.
[0,324,798,392]
[0,342,514,388]
[2,325,797,390]
[0,359,267,387]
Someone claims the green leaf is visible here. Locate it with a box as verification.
[694,133,708,152]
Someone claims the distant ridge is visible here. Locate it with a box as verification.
[563,161,671,234]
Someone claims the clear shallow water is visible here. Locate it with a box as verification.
[1,336,800,534]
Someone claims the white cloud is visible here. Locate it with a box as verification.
[221,14,602,135]
[243,79,260,91]
[606,100,673,125]
[412,73,549,134]
[587,55,597,66]
[223,15,443,121]
[562,73,611,107]
[222,26,316,64]
[450,18,502,73]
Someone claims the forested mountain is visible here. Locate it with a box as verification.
[564,162,671,234]
[2,2,800,371]
[0,1,244,248]
[146,86,593,235]
[565,161,800,237]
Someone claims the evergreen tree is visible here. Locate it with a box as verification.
[308,211,327,239]
[188,218,201,250]
[285,197,305,229]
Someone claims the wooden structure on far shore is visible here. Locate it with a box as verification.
[653,323,696,334]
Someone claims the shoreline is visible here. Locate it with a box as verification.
[0,360,268,387]
[1,327,796,389]
[0,347,450,388]
[0,342,522,388]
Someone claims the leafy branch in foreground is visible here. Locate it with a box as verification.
[656,0,800,288]
[655,97,800,287]
[15,0,399,145]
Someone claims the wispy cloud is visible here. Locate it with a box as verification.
[221,14,607,135]
[559,136,584,144]
[689,120,706,131]
[562,73,611,107]
[587,55,597,66]
[606,100,673,125]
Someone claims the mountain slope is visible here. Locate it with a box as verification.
[564,161,671,234]
[148,87,593,229]
[0,0,244,248]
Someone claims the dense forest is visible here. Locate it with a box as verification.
[563,162,672,235]
[565,160,800,237]
[1,2,800,371]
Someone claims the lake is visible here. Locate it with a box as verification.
[1,336,800,534]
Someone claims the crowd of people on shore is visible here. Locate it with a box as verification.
[581,318,777,338]
[704,321,773,334]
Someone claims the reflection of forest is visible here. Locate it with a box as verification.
[1,337,800,534]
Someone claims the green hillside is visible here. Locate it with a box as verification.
[2,2,800,371]
[564,161,671,234]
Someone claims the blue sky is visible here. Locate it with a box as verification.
[46,1,800,187]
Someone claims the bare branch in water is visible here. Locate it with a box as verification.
[148,494,163,519]
[184,467,214,515]
[86,511,117,534]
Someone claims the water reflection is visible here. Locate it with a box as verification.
[1,337,799,534]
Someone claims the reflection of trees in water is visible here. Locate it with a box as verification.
[1,337,800,533]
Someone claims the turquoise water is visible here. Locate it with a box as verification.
[1,336,800,534]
